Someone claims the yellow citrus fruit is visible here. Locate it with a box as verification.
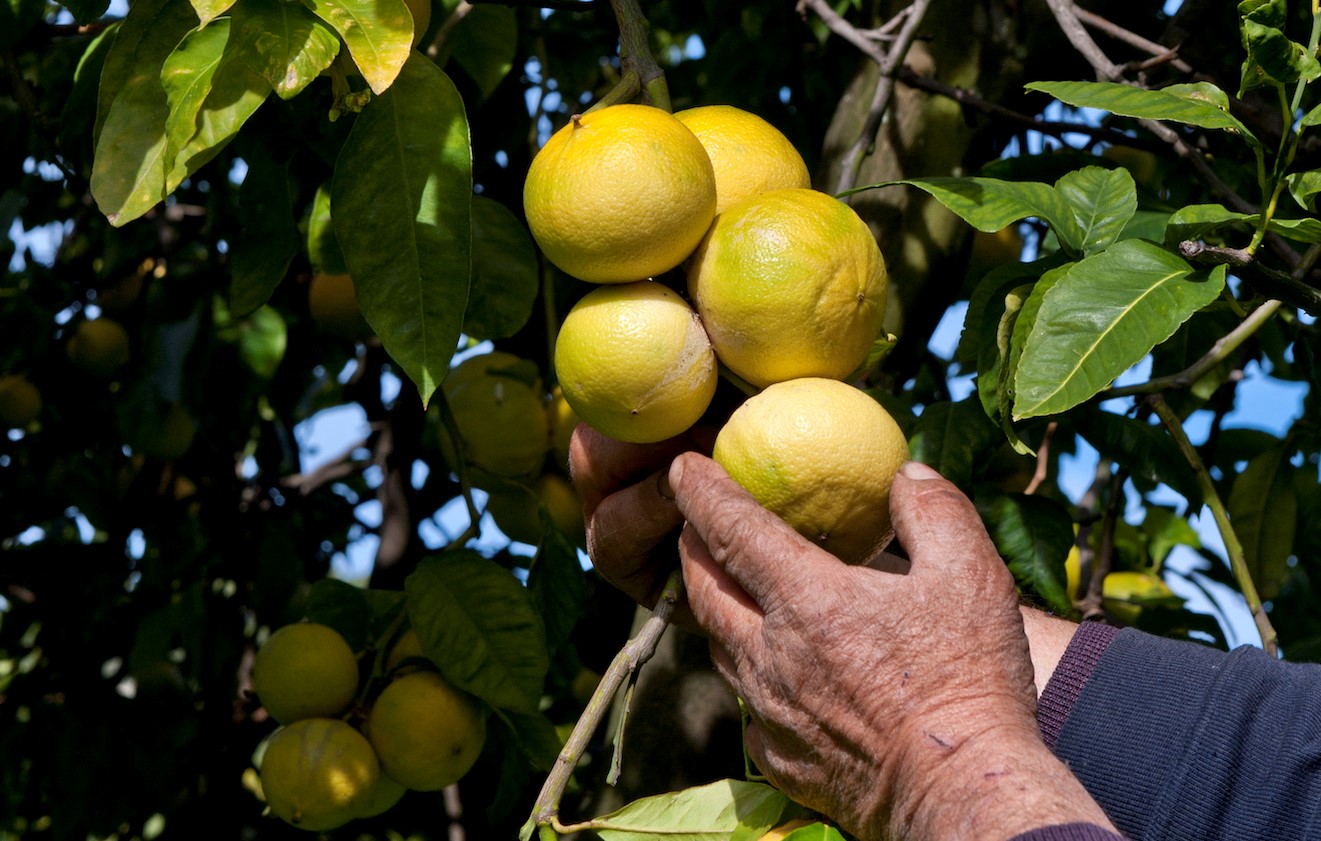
[66,318,131,379]
[523,103,717,283]
[365,670,486,791]
[260,718,380,831]
[674,105,811,215]
[713,378,909,564]
[554,281,717,444]
[252,623,360,725]
[308,272,374,341]
[547,386,582,470]
[687,188,887,389]
[354,772,408,819]
[757,819,816,840]
[442,351,549,479]
[0,374,42,428]
[1103,570,1177,625]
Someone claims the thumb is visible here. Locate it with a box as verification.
[669,452,836,606]
[888,461,1004,582]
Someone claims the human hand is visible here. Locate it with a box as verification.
[671,453,1115,841]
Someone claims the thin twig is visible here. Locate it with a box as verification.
[1147,395,1278,654]
[1045,0,1122,81]
[1080,468,1125,621]
[524,569,685,838]
[609,0,668,110]
[1023,421,1058,495]
[1074,7,1195,75]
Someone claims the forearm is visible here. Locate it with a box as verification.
[1019,605,1080,698]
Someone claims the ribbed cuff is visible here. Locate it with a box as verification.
[1009,824,1127,841]
[1037,620,1120,750]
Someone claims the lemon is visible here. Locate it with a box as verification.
[442,351,549,479]
[260,718,380,831]
[354,772,408,819]
[308,272,374,341]
[0,374,42,429]
[687,188,887,389]
[252,623,360,725]
[66,318,131,379]
[365,670,486,791]
[523,104,717,283]
[554,281,717,444]
[674,105,810,215]
[713,378,908,564]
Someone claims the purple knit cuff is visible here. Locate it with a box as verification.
[1009,823,1127,841]
[1037,620,1121,749]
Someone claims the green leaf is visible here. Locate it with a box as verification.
[593,779,791,841]
[1166,203,1321,245]
[447,3,517,99]
[854,177,1085,256]
[61,0,110,26]
[306,0,413,94]
[907,398,1001,489]
[161,20,230,172]
[782,824,847,841]
[1000,262,1073,449]
[332,54,472,407]
[985,281,1032,451]
[1286,170,1321,213]
[405,551,548,714]
[215,298,288,379]
[232,0,340,99]
[1142,506,1201,569]
[1013,242,1226,419]
[162,32,270,199]
[1228,444,1297,600]
[978,493,1074,614]
[956,256,1056,367]
[304,578,372,651]
[230,149,298,316]
[493,709,562,773]
[1070,408,1204,511]
[307,183,347,274]
[189,0,235,26]
[1025,81,1254,141]
[526,514,587,656]
[1053,166,1137,255]
[90,0,200,225]
[1238,0,1320,95]
[462,195,538,340]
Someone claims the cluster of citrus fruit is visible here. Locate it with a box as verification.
[249,621,485,831]
[439,349,587,547]
[524,103,909,563]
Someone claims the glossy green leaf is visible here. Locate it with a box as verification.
[332,54,472,407]
[463,195,538,340]
[1000,262,1072,449]
[907,398,1001,489]
[1013,242,1226,419]
[1238,0,1319,95]
[1301,101,1321,127]
[985,282,1032,451]
[90,0,200,225]
[1054,166,1137,255]
[161,20,230,170]
[304,577,372,651]
[307,0,412,94]
[593,779,791,841]
[60,25,116,153]
[1025,80,1254,140]
[307,183,347,274]
[956,256,1055,366]
[230,151,298,317]
[1228,444,1297,600]
[854,177,1085,255]
[1286,170,1321,213]
[1142,506,1202,569]
[189,0,235,26]
[448,3,517,99]
[782,824,847,841]
[1166,203,1321,245]
[526,518,587,656]
[405,551,548,714]
[494,709,562,773]
[1070,408,1203,511]
[978,493,1074,614]
[225,305,288,379]
[232,0,340,99]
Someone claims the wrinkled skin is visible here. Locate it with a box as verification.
[571,426,1116,840]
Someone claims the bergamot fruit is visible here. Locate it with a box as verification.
[523,103,717,283]
[554,281,717,444]
[713,378,908,564]
[687,188,887,389]
[674,104,811,214]
[442,351,549,479]
[66,318,131,379]
[0,374,42,429]
[260,718,380,831]
[252,623,360,725]
[365,670,486,791]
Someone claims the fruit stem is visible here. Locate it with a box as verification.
[433,392,485,547]
[1147,394,1278,655]
[607,0,671,111]
[523,568,685,834]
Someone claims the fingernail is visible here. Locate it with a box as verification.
[656,469,675,501]
[899,460,941,480]
[667,455,685,495]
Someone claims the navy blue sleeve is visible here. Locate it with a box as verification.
[1044,626,1321,840]
[1009,825,1126,841]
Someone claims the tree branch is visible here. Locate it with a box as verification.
[1074,7,1195,76]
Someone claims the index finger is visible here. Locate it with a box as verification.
[668,452,837,609]
[569,424,700,516]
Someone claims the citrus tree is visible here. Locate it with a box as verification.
[3,0,1321,838]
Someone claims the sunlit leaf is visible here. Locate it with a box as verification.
[1228,444,1297,600]
[189,0,235,27]
[592,779,791,841]
[1238,0,1320,95]
[782,823,847,841]
[332,54,472,407]
[161,20,230,170]
[232,0,340,99]
[405,551,548,714]
[1142,506,1202,569]
[978,493,1074,614]
[307,183,347,274]
[1025,80,1254,142]
[1166,203,1321,245]
[1286,170,1321,213]
[1053,166,1137,255]
[1013,243,1225,419]
[463,195,538,340]
[306,0,412,94]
